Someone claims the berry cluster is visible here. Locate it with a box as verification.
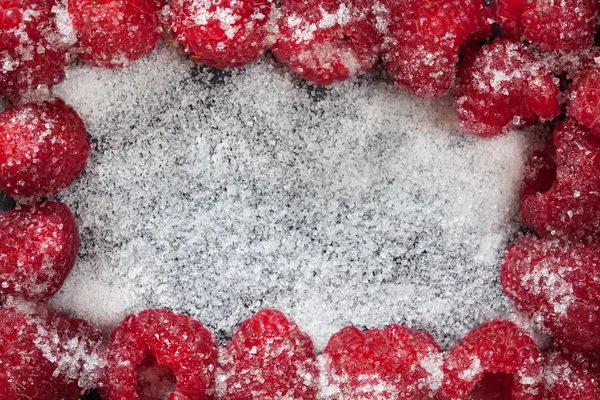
[1,0,600,398]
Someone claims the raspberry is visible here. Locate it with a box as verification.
[0,201,79,302]
[168,0,275,69]
[102,308,218,399]
[568,67,600,138]
[521,0,598,51]
[491,0,523,39]
[439,319,544,400]
[528,46,600,78]
[216,309,318,399]
[0,98,90,203]
[272,0,380,85]
[520,120,600,239]
[545,349,600,399]
[68,0,165,68]
[0,298,105,399]
[382,0,492,98]
[454,39,560,137]
[501,235,600,352]
[321,324,442,399]
[0,0,73,98]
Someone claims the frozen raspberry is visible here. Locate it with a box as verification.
[491,0,523,39]
[545,349,600,399]
[501,235,600,352]
[439,319,544,400]
[321,324,442,399]
[216,309,318,399]
[0,98,90,203]
[68,0,165,68]
[383,0,492,98]
[102,308,217,400]
[0,298,105,399]
[454,39,560,137]
[272,0,380,85]
[0,201,79,302]
[568,67,600,138]
[168,0,275,69]
[0,0,74,98]
[520,0,598,51]
[520,120,600,239]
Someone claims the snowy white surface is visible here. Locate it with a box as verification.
[51,43,538,350]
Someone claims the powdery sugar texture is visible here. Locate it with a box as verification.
[51,44,537,350]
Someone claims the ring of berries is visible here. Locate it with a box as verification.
[1,0,600,397]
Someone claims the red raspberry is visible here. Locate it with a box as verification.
[68,0,165,68]
[168,0,275,69]
[0,298,105,399]
[520,120,600,239]
[102,308,218,400]
[383,0,492,98]
[0,98,90,203]
[439,319,544,400]
[568,67,600,138]
[521,0,598,51]
[321,324,442,399]
[454,39,560,137]
[272,0,380,85]
[0,201,79,302]
[545,349,600,399]
[216,309,318,399]
[0,0,73,98]
[491,0,523,39]
[501,235,600,352]
[528,46,600,78]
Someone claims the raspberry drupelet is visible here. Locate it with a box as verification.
[68,0,165,68]
[216,309,319,399]
[272,0,381,85]
[0,201,79,302]
[501,235,600,353]
[320,324,443,399]
[0,98,90,203]
[568,67,600,138]
[544,349,600,399]
[168,0,276,69]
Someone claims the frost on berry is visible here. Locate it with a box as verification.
[544,349,600,399]
[320,324,442,399]
[0,98,90,203]
[102,309,218,400]
[0,0,74,98]
[568,67,600,138]
[216,309,319,399]
[502,235,600,352]
[454,39,560,137]
[0,201,79,303]
[382,0,492,98]
[168,0,276,69]
[68,0,165,68]
[520,120,600,240]
[272,0,381,85]
[440,319,544,400]
[0,298,105,399]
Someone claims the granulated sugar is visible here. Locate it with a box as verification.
[51,43,539,350]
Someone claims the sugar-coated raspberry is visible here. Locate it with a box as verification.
[454,39,560,137]
[216,309,318,399]
[491,0,523,39]
[0,0,74,98]
[0,98,90,203]
[520,120,600,239]
[68,0,165,68]
[168,0,275,69]
[382,0,492,98]
[321,324,442,399]
[102,308,217,400]
[440,319,544,399]
[272,0,380,85]
[0,298,105,399]
[528,46,600,78]
[568,67,600,138]
[545,349,600,399]
[0,201,79,302]
[521,0,598,51]
[501,235,600,352]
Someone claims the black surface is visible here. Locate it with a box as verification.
[0,192,15,211]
